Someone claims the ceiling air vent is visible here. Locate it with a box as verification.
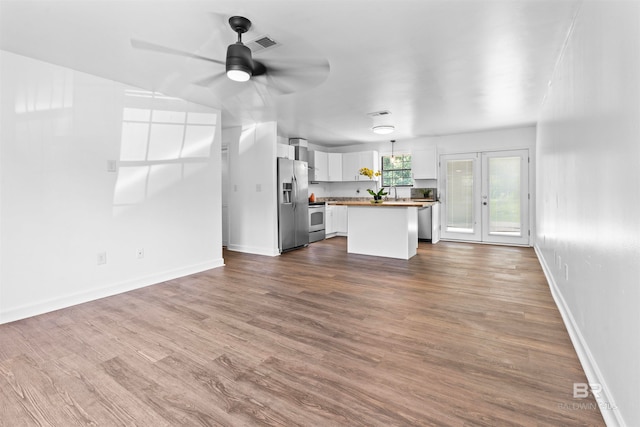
[367,110,392,117]
[246,35,279,53]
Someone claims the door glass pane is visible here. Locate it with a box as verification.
[488,157,521,236]
[446,159,474,233]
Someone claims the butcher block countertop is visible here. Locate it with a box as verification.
[327,200,436,207]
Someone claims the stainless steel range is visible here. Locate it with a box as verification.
[308,202,326,243]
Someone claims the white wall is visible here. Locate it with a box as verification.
[224,122,279,256]
[0,51,224,324]
[536,2,640,426]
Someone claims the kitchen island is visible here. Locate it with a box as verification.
[328,200,434,260]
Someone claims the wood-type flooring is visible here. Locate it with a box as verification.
[0,239,605,426]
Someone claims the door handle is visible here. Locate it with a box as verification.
[292,175,297,209]
[483,202,487,205]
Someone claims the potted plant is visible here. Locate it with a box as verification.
[367,187,388,203]
[359,167,387,203]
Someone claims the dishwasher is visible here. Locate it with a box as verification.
[418,204,440,243]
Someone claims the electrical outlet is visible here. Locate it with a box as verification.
[136,248,144,259]
[97,252,107,265]
[256,183,262,192]
[107,160,117,172]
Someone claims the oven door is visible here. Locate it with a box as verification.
[309,206,325,232]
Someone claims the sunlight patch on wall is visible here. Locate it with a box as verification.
[238,124,257,155]
[113,166,149,205]
[113,89,217,215]
[120,122,149,160]
[147,164,183,199]
[183,126,214,158]
[148,123,184,160]
[14,67,74,114]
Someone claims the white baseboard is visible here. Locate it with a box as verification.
[226,244,280,256]
[534,245,624,427]
[0,258,225,325]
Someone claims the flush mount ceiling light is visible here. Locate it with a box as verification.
[372,125,395,135]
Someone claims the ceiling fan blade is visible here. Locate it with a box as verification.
[131,39,225,66]
[264,56,330,70]
[194,71,259,103]
[261,58,331,94]
[193,71,227,88]
[251,75,287,98]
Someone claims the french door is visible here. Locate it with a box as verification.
[439,150,529,245]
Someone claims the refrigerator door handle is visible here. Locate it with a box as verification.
[292,175,297,209]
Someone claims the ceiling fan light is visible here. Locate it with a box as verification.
[226,42,253,82]
[227,69,251,82]
[373,125,395,135]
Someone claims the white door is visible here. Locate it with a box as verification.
[440,150,529,245]
[440,153,482,241]
[481,150,529,245]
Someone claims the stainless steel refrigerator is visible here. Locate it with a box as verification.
[277,158,309,252]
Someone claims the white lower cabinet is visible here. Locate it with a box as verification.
[326,205,335,236]
[335,206,348,235]
[325,205,348,238]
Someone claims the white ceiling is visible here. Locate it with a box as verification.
[0,0,580,147]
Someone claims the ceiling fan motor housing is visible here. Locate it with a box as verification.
[226,42,254,77]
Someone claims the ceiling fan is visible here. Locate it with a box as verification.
[131,15,329,95]
[225,16,265,82]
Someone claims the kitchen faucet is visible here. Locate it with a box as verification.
[383,186,398,200]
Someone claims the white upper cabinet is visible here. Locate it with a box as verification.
[342,152,360,181]
[412,147,437,180]
[309,150,328,182]
[312,150,378,182]
[342,151,379,181]
[327,152,343,181]
[310,151,343,181]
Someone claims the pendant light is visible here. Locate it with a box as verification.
[390,139,396,160]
